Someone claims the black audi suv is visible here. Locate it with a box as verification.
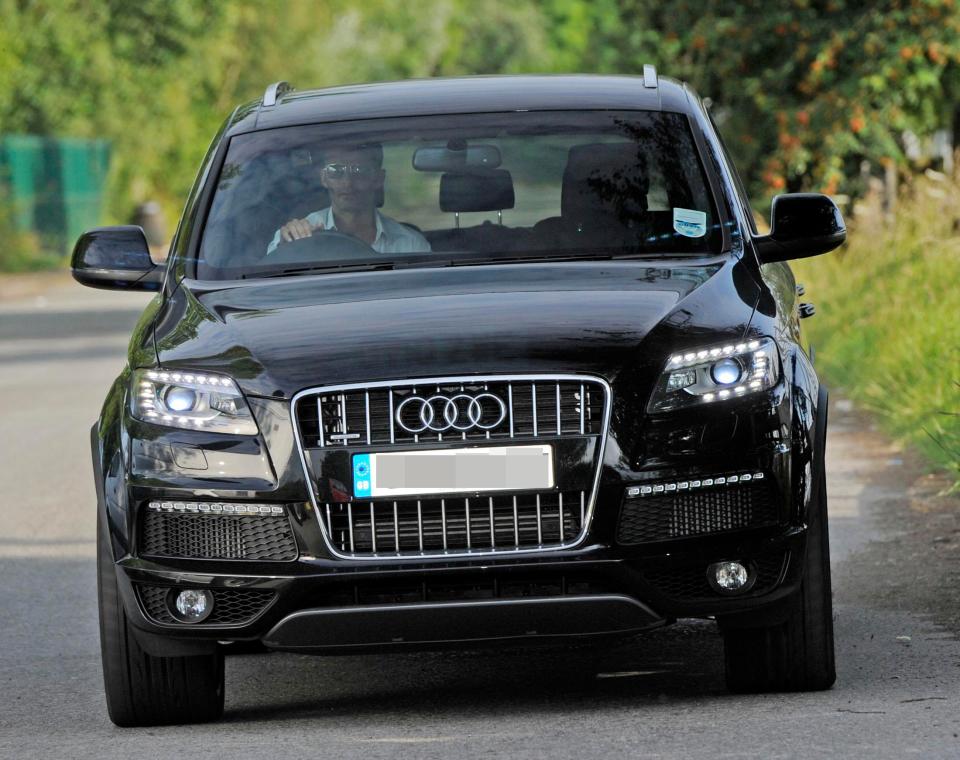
[73,70,846,726]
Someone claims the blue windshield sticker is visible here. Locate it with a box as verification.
[353,454,372,498]
[673,208,707,238]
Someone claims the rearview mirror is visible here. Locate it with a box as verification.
[754,194,846,264]
[71,226,164,291]
[413,144,501,172]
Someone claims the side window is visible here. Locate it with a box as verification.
[708,112,758,234]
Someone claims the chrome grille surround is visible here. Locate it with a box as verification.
[291,374,612,561]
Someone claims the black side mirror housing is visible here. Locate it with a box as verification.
[71,226,164,291]
[754,193,846,264]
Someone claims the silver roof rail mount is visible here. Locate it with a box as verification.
[262,81,294,107]
[642,65,657,89]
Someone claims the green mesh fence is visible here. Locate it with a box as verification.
[0,136,111,255]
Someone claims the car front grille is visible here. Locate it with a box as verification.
[295,378,603,448]
[139,506,298,561]
[616,477,779,545]
[293,375,609,559]
[323,490,586,554]
[136,585,277,626]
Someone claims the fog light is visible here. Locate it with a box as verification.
[707,561,752,594]
[170,589,214,623]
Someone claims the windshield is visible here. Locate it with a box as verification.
[195,111,725,280]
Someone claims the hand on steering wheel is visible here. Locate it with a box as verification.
[279,217,323,243]
[271,228,377,263]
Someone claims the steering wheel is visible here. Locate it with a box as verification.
[268,230,377,264]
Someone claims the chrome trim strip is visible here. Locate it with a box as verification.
[290,373,613,561]
[416,499,424,551]
[317,396,325,448]
[531,382,538,437]
[388,390,395,444]
[441,498,447,551]
[346,503,354,552]
[555,382,561,435]
[393,500,399,553]
[579,383,585,434]
[559,492,565,541]
[535,493,542,544]
[488,496,495,548]
[364,391,371,446]
[465,497,472,549]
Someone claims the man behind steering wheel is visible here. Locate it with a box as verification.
[266,142,430,254]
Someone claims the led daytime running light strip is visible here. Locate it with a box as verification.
[144,370,235,387]
[626,471,764,498]
[668,340,761,369]
[148,501,285,516]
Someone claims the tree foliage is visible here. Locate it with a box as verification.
[1,0,958,224]
[543,0,960,199]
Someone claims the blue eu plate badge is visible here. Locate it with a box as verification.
[353,454,372,498]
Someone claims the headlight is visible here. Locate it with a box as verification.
[130,369,259,435]
[647,337,780,413]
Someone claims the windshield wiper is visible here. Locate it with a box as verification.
[446,251,615,267]
[241,261,395,279]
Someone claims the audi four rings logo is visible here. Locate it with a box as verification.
[395,393,507,433]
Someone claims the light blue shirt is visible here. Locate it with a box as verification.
[267,207,430,254]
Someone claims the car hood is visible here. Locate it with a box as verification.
[154,259,760,398]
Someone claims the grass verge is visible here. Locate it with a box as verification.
[793,174,960,487]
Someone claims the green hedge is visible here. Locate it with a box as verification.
[794,177,960,486]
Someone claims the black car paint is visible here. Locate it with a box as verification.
[87,75,828,653]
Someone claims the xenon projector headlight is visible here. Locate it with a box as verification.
[647,337,780,413]
[130,369,258,435]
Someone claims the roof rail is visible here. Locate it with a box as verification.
[642,64,657,89]
[262,81,294,107]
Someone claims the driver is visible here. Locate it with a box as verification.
[266,142,430,254]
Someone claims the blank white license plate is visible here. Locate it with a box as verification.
[352,445,554,498]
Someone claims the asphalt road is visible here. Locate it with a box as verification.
[2,280,960,759]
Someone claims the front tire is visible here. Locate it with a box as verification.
[97,510,225,726]
[722,464,836,692]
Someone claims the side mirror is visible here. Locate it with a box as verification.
[754,194,846,264]
[71,226,164,291]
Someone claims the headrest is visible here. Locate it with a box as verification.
[561,143,649,223]
[439,170,515,213]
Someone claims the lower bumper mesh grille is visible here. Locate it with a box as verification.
[312,574,612,607]
[137,585,276,625]
[617,479,778,545]
[140,509,297,561]
[324,490,585,556]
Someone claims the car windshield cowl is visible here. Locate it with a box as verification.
[195,110,729,281]
[226,246,732,281]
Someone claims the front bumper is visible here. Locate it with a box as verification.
[114,523,806,654]
[103,374,811,654]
